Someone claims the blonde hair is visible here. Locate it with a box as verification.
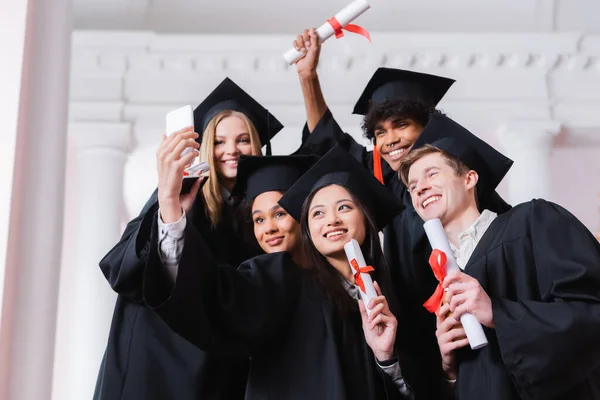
[399,144,471,187]
[199,110,262,226]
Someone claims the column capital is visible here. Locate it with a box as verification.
[497,120,562,148]
[69,122,132,153]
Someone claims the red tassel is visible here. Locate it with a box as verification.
[373,146,384,184]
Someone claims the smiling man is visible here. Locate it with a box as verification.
[399,115,600,400]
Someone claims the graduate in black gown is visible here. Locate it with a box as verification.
[292,29,512,398]
[94,78,284,400]
[143,147,415,399]
[399,114,600,400]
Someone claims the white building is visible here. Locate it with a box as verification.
[2,1,600,399]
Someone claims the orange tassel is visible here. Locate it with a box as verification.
[373,146,384,184]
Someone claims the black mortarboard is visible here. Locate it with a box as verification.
[352,68,455,115]
[411,114,513,197]
[278,145,404,231]
[193,77,284,155]
[231,154,320,200]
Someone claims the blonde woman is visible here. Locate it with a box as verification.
[95,78,283,400]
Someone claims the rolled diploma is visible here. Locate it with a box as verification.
[283,0,371,65]
[344,239,377,317]
[423,218,489,350]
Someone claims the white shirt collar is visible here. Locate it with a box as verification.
[450,209,497,269]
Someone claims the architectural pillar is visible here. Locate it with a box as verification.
[497,121,561,205]
[0,0,73,399]
[52,122,131,400]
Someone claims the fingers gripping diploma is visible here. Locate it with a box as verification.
[443,271,495,329]
[293,28,322,78]
[358,281,398,362]
[435,303,469,381]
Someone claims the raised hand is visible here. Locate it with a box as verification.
[156,127,200,223]
[293,28,321,80]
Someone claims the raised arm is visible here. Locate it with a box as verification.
[143,216,302,353]
[294,28,328,133]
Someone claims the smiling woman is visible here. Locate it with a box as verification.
[142,148,415,399]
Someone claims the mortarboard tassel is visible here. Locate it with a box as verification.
[372,145,384,184]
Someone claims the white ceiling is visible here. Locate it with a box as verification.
[73,0,600,34]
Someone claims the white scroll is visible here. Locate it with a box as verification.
[283,0,371,65]
[423,218,489,350]
[344,239,377,316]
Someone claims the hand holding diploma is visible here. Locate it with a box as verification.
[345,239,397,361]
[423,218,489,350]
[283,0,372,65]
[344,239,377,316]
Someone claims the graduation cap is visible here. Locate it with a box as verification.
[231,154,319,200]
[193,77,284,155]
[352,68,455,115]
[410,114,513,197]
[278,145,405,231]
[351,68,455,184]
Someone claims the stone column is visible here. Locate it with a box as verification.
[497,121,561,205]
[52,122,131,400]
[0,0,73,399]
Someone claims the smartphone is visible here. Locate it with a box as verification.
[180,161,210,194]
[166,105,195,158]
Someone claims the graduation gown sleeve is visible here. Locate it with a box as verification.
[143,213,302,353]
[98,189,159,302]
[492,199,600,400]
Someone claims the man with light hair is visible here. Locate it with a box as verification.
[399,114,600,400]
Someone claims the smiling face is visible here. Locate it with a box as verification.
[307,185,366,259]
[374,118,424,172]
[407,152,478,224]
[252,191,301,254]
[213,115,256,185]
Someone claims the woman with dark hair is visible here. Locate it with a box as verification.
[143,147,414,399]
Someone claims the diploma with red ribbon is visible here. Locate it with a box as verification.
[283,0,371,65]
[423,218,488,350]
[344,239,377,316]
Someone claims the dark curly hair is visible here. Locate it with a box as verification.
[361,98,443,141]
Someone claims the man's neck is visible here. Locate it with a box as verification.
[444,205,481,248]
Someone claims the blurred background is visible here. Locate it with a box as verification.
[2,1,600,399]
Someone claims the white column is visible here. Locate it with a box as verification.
[497,121,561,205]
[52,122,131,400]
[0,0,73,399]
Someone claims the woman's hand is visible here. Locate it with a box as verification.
[156,127,202,222]
[435,303,469,381]
[358,281,398,362]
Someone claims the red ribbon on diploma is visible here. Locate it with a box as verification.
[350,258,374,293]
[423,249,447,313]
[327,17,371,42]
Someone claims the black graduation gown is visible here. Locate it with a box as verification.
[454,199,600,400]
[94,189,254,400]
[143,217,408,400]
[296,109,512,399]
